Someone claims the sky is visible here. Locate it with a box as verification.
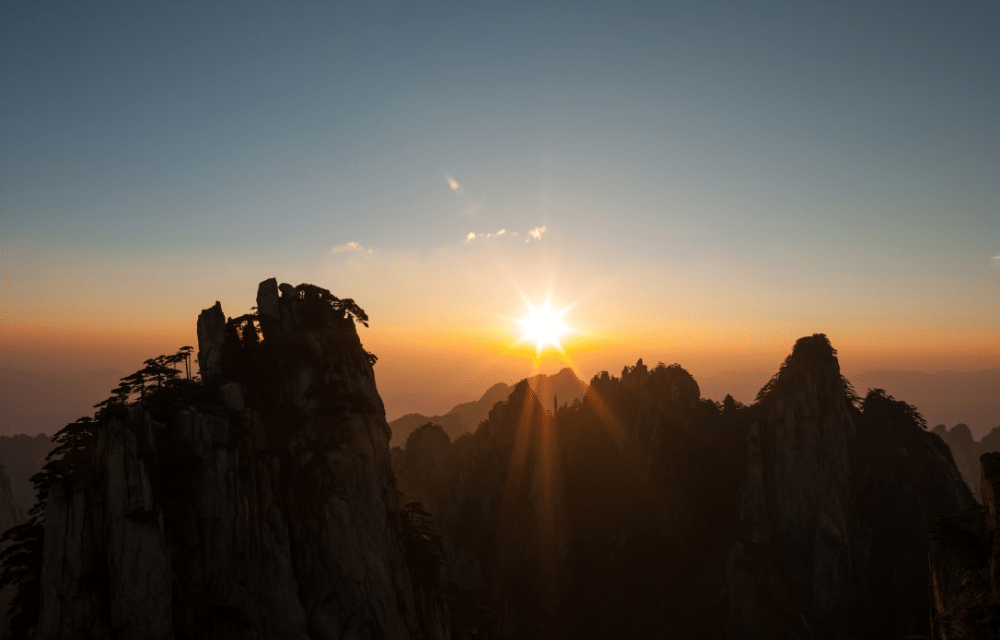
[2,0,998,420]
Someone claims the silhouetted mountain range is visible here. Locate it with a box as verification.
[930,422,1000,504]
[393,337,973,638]
[388,367,588,446]
[851,369,1000,440]
[927,453,1000,637]
[0,280,988,639]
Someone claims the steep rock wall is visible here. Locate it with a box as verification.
[728,335,974,640]
[395,336,975,639]
[0,463,25,631]
[927,452,1000,639]
[30,279,448,640]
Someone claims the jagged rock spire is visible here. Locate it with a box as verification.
[196,301,225,382]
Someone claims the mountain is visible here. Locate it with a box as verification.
[927,453,1000,637]
[0,367,125,436]
[393,335,973,638]
[850,368,1000,439]
[1,278,979,639]
[388,367,588,447]
[930,422,1000,504]
[2,280,451,640]
[0,434,54,512]
[0,459,26,629]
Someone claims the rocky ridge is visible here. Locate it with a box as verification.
[927,452,1000,638]
[3,279,450,640]
[932,423,1000,503]
[395,335,974,639]
[389,368,588,447]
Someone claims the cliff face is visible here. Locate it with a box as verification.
[0,462,26,630]
[28,279,449,640]
[395,362,742,638]
[0,465,23,552]
[406,382,565,638]
[727,337,857,639]
[927,453,1000,639]
[728,335,974,639]
[931,422,1000,503]
[388,368,589,448]
[395,336,974,639]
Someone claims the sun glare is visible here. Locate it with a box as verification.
[516,300,574,356]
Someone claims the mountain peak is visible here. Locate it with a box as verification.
[787,333,839,368]
[756,333,851,404]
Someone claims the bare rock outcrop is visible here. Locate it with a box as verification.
[195,301,226,382]
[933,423,983,502]
[0,462,26,630]
[394,424,452,508]
[393,338,974,638]
[728,334,974,639]
[23,280,449,640]
[927,452,1000,638]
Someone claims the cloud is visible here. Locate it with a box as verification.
[466,227,545,243]
[330,241,373,255]
[993,255,1000,260]
[446,175,460,191]
[466,203,479,214]
[465,229,509,242]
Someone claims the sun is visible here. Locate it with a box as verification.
[516,299,574,356]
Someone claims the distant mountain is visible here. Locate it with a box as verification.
[850,368,1000,439]
[0,366,126,435]
[0,433,53,511]
[388,367,588,446]
[527,367,590,413]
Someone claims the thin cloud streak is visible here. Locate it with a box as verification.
[330,241,373,254]
[466,227,544,243]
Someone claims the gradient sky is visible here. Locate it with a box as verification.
[2,1,998,418]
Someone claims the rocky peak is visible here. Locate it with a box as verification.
[404,424,452,483]
[15,279,448,640]
[755,333,854,410]
[395,424,453,509]
[728,334,972,639]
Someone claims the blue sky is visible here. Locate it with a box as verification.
[2,1,998,409]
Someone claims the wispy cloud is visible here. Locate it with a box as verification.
[330,241,373,255]
[993,255,1000,260]
[465,227,548,243]
[527,226,546,241]
[465,229,509,242]
[446,175,460,191]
